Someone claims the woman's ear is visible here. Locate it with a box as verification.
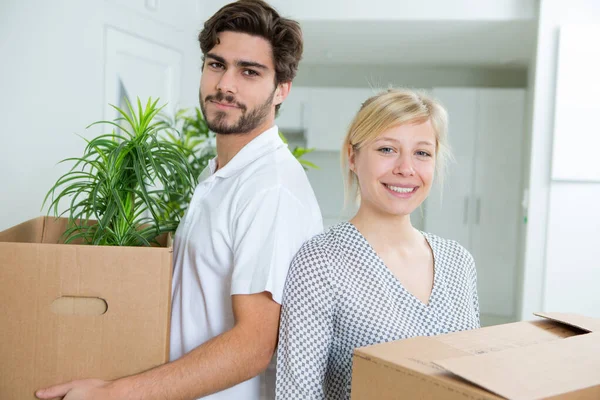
[348,144,356,173]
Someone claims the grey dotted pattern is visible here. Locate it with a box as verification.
[276,222,480,399]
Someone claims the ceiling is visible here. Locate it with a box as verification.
[300,20,537,67]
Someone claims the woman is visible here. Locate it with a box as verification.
[276,88,480,399]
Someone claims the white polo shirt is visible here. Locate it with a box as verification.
[170,125,323,400]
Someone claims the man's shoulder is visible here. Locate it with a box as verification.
[234,150,316,203]
[244,144,305,178]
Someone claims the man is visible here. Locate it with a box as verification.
[36,1,322,399]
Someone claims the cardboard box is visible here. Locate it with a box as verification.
[0,217,173,400]
[352,313,600,399]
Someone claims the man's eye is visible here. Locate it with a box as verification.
[243,69,259,76]
[209,62,224,69]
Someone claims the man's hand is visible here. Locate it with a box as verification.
[36,379,112,400]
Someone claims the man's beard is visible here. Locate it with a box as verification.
[200,89,275,135]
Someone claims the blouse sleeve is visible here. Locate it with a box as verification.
[468,253,481,326]
[276,238,335,399]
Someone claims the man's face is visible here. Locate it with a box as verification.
[199,31,286,135]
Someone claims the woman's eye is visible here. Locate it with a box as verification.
[378,147,394,154]
[416,151,432,157]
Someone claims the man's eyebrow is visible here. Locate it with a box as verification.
[237,60,268,70]
[206,53,268,70]
[206,53,226,64]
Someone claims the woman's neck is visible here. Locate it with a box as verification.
[350,204,421,253]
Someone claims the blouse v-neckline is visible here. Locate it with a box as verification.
[343,222,439,308]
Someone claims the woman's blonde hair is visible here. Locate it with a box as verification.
[341,88,451,205]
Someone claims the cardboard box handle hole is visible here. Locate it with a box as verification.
[50,296,108,316]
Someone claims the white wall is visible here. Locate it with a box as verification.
[544,184,600,315]
[0,0,203,230]
[0,1,103,230]
[520,0,600,319]
[202,0,536,21]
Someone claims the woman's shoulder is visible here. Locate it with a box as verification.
[292,222,354,265]
[297,222,352,253]
[421,231,475,265]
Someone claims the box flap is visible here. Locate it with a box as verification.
[434,332,600,400]
[535,312,600,333]
[40,216,71,244]
[356,317,581,376]
[0,217,45,243]
[355,336,471,376]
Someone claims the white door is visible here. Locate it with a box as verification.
[425,88,478,250]
[471,88,525,318]
[104,27,183,121]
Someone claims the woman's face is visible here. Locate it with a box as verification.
[349,120,437,218]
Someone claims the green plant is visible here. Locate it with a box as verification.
[157,107,214,221]
[43,98,196,246]
[278,132,318,170]
[159,107,319,221]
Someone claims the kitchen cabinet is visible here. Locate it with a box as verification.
[425,87,526,321]
[276,87,310,131]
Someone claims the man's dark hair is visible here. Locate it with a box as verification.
[199,0,303,94]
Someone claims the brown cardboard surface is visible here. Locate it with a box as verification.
[0,217,173,400]
[352,353,502,400]
[534,312,600,333]
[435,332,600,400]
[352,314,600,400]
[432,319,581,356]
[0,216,45,243]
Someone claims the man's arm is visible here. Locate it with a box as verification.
[36,291,280,400]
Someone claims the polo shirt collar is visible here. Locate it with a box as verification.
[206,125,284,179]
